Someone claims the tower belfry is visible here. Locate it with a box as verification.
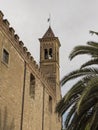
[39,26,61,92]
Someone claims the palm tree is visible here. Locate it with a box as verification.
[56,31,98,130]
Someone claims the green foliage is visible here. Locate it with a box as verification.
[56,31,98,130]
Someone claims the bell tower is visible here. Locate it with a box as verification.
[39,26,61,96]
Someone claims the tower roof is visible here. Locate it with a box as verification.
[39,26,61,47]
[42,26,55,38]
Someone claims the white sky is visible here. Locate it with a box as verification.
[1,0,98,95]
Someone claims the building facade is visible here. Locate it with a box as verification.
[0,11,61,130]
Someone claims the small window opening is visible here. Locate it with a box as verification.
[44,49,48,59]
[49,48,53,59]
[30,74,35,99]
[3,49,9,64]
[49,96,52,113]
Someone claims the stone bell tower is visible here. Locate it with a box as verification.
[39,26,61,99]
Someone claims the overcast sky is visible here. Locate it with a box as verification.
[1,0,98,95]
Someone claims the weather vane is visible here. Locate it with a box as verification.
[47,14,51,27]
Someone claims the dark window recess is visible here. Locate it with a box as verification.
[3,49,9,64]
[44,49,48,59]
[30,74,35,99]
[49,48,53,59]
[49,96,52,113]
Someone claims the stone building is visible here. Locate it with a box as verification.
[0,10,61,130]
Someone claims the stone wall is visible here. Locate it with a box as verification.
[0,10,61,130]
[0,30,24,130]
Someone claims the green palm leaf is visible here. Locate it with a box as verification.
[77,76,98,114]
[89,30,98,36]
[87,41,98,48]
[89,103,98,130]
[81,58,98,69]
[64,103,76,127]
[69,45,98,60]
[56,31,98,130]
[61,67,98,86]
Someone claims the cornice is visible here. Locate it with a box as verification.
[39,37,61,47]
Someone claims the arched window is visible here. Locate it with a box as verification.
[49,48,53,59]
[44,49,48,59]
[30,73,35,99]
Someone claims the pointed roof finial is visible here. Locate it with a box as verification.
[42,26,55,38]
[47,13,51,27]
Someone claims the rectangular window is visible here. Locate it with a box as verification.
[3,49,9,64]
[44,49,48,59]
[49,48,53,59]
[30,73,35,99]
[49,96,52,113]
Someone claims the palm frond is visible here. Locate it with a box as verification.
[81,58,98,69]
[64,80,84,102]
[77,95,98,116]
[69,45,98,60]
[74,113,90,130]
[77,76,98,114]
[89,103,98,130]
[61,67,98,86]
[57,30,98,129]
[66,112,78,130]
[87,41,98,48]
[89,30,98,36]
[56,95,79,115]
[56,76,92,115]
[64,103,76,128]
[66,111,89,130]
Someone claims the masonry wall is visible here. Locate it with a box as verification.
[0,11,61,130]
[22,66,44,130]
[23,65,61,130]
[0,30,24,130]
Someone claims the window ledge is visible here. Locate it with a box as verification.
[1,60,9,68]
